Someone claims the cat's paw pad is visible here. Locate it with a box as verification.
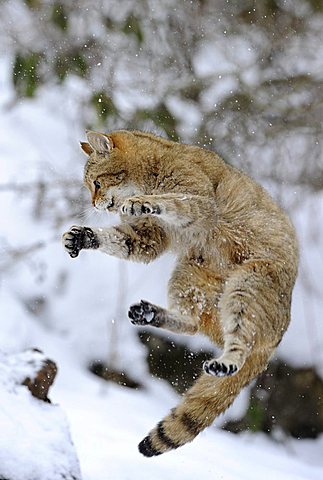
[121,197,161,217]
[62,226,84,258]
[203,359,238,377]
[62,226,98,258]
[128,300,159,326]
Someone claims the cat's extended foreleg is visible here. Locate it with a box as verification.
[62,219,168,263]
[120,194,217,227]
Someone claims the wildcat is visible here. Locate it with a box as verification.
[62,129,298,457]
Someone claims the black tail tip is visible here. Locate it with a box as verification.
[138,436,161,457]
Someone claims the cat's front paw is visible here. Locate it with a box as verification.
[120,197,161,217]
[203,359,238,377]
[62,226,99,258]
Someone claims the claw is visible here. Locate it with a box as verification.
[203,359,238,377]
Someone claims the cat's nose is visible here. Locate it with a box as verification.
[106,197,115,210]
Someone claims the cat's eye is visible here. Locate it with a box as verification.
[93,180,101,190]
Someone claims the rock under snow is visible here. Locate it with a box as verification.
[0,350,81,480]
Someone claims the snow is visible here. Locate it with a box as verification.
[0,56,323,479]
[0,351,81,480]
[51,353,323,480]
[2,340,323,480]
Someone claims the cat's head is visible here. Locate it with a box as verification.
[81,130,143,213]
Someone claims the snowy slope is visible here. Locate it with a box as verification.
[1,325,322,480]
[0,350,81,480]
[57,369,323,480]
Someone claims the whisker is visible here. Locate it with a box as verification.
[77,206,95,224]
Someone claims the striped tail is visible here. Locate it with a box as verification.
[138,350,270,457]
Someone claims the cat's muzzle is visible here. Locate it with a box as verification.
[106,197,115,210]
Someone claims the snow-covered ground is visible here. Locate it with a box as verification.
[0,350,81,480]
[1,58,323,479]
[54,345,323,480]
[2,327,323,480]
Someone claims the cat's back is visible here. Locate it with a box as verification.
[211,161,298,273]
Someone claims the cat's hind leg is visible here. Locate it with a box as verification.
[203,329,248,377]
[204,259,289,378]
[128,300,198,335]
[129,258,225,341]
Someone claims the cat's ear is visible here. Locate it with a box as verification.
[86,131,113,155]
[80,142,93,156]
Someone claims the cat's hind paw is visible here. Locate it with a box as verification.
[128,300,161,327]
[203,358,238,377]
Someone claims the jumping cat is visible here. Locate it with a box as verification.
[62,129,298,457]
